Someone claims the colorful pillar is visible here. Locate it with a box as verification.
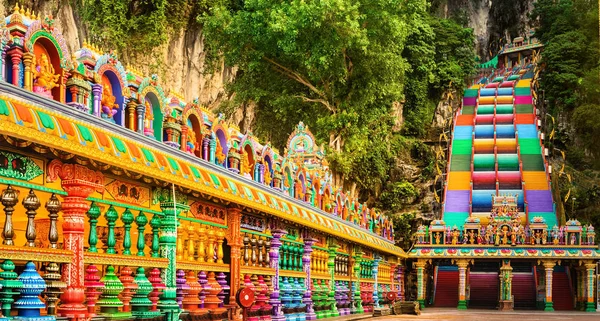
[226,207,243,321]
[396,263,405,301]
[542,260,556,311]
[8,47,22,87]
[327,243,339,317]
[498,259,513,311]
[91,84,102,117]
[136,103,146,135]
[456,259,469,310]
[584,262,596,312]
[270,229,287,321]
[372,255,380,308]
[415,259,428,309]
[47,160,104,320]
[351,247,363,314]
[158,190,189,321]
[303,236,317,320]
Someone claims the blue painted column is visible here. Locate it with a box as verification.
[372,255,380,308]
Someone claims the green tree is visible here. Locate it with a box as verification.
[202,0,428,191]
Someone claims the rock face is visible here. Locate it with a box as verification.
[435,0,534,59]
[0,0,234,108]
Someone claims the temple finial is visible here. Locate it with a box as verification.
[13,3,19,13]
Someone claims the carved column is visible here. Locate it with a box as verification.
[327,242,339,317]
[8,48,22,87]
[91,84,102,117]
[158,195,189,321]
[352,247,363,313]
[125,99,137,131]
[397,263,405,301]
[584,262,596,312]
[22,52,33,91]
[226,208,243,307]
[372,255,380,308]
[542,260,556,311]
[180,126,188,152]
[47,160,104,320]
[270,229,287,321]
[136,104,146,135]
[303,236,317,320]
[415,259,428,309]
[456,259,469,310]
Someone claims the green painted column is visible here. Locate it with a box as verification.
[157,189,190,321]
[352,248,363,314]
[416,259,427,309]
[327,243,339,317]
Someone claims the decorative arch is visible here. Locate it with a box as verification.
[262,147,274,187]
[96,55,130,126]
[281,161,294,198]
[23,20,73,103]
[212,120,229,167]
[182,104,204,157]
[240,134,257,179]
[322,185,332,213]
[138,76,167,141]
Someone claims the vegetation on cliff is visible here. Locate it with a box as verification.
[530,0,600,226]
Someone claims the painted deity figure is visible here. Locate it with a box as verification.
[215,139,226,165]
[434,232,442,245]
[468,230,475,244]
[451,228,460,245]
[501,226,509,245]
[101,84,118,119]
[186,129,196,154]
[33,54,60,95]
[570,232,576,245]
[542,230,548,245]
[588,225,595,244]
[322,192,331,213]
[551,225,560,245]
[143,101,154,136]
[240,151,252,178]
[264,162,272,186]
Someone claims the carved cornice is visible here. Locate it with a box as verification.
[83,252,168,268]
[0,245,72,263]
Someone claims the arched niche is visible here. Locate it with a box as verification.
[182,105,203,157]
[24,20,72,103]
[240,139,256,179]
[322,186,332,212]
[213,125,229,167]
[282,163,294,198]
[263,154,273,186]
[138,77,167,141]
[143,92,164,141]
[96,55,129,126]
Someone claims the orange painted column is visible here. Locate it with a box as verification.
[47,159,104,320]
[226,207,243,320]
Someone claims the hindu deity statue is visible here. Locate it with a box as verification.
[322,192,332,213]
[434,232,442,245]
[215,139,226,165]
[542,230,548,245]
[33,54,60,96]
[587,224,595,244]
[451,228,460,245]
[143,101,154,136]
[240,150,252,178]
[551,225,560,245]
[101,84,118,119]
[186,129,197,154]
[264,162,272,186]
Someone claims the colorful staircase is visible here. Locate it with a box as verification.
[443,66,556,227]
[433,266,459,307]
[552,267,574,310]
[468,272,499,308]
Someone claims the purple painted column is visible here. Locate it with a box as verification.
[303,237,317,320]
[92,84,102,117]
[270,229,287,321]
[203,138,210,161]
[397,265,405,301]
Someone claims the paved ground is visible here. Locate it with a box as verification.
[373,308,600,321]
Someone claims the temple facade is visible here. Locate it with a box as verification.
[410,36,599,312]
[0,5,405,321]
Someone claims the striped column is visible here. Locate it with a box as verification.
[542,261,556,311]
[415,260,428,309]
[456,260,469,310]
[585,262,596,312]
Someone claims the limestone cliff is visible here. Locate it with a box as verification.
[1,0,234,108]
